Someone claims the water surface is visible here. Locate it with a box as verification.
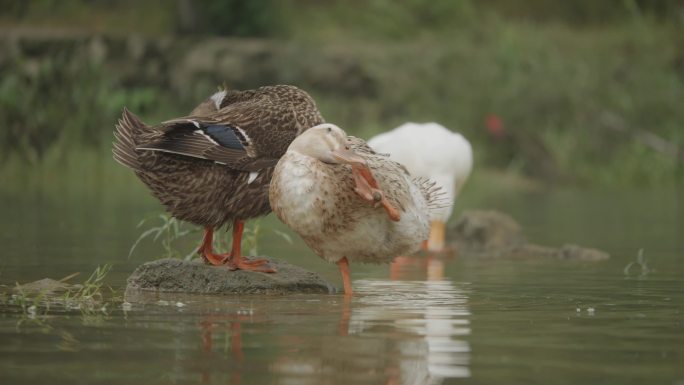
[0,184,682,385]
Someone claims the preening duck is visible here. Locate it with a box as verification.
[113,85,324,272]
[368,122,473,252]
[269,123,444,294]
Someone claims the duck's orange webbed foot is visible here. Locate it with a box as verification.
[198,225,276,273]
[350,164,401,222]
[226,255,276,273]
[198,227,229,265]
[202,251,229,266]
[224,220,276,273]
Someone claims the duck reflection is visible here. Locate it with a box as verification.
[193,255,469,385]
[270,258,470,385]
[390,249,459,281]
[346,279,471,383]
[199,314,248,385]
[186,316,246,385]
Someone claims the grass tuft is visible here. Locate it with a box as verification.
[6,264,114,320]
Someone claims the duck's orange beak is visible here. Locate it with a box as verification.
[331,147,366,166]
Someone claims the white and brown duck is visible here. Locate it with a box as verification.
[269,123,443,294]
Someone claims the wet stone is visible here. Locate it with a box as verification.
[451,210,526,252]
[450,210,610,261]
[125,257,336,296]
[13,278,81,296]
[557,244,610,262]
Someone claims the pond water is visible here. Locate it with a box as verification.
[0,180,682,385]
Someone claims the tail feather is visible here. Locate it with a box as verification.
[413,177,449,214]
[112,108,146,170]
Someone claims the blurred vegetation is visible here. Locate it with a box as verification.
[0,54,172,163]
[0,0,683,187]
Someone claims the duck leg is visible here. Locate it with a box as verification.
[336,256,353,295]
[198,227,228,266]
[350,164,401,222]
[427,220,446,252]
[224,220,276,273]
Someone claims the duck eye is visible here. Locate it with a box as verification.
[344,145,350,150]
[326,126,332,133]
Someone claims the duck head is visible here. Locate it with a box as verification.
[289,123,366,166]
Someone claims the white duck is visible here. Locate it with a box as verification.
[269,124,443,295]
[368,122,473,252]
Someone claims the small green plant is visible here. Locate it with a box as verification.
[272,229,293,247]
[129,213,197,259]
[131,213,294,261]
[15,311,53,334]
[242,219,261,257]
[239,219,293,257]
[11,284,49,319]
[62,264,113,309]
[8,264,113,317]
[7,265,115,334]
[624,249,651,279]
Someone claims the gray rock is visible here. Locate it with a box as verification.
[125,257,336,296]
[557,244,610,261]
[13,278,82,296]
[450,210,610,261]
[451,210,526,252]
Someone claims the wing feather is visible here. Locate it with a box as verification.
[135,87,321,171]
[136,120,275,170]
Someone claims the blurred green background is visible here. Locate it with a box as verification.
[1,0,683,187]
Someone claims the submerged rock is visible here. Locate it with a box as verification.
[450,210,610,261]
[451,210,526,252]
[125,257,335,296]
[557,244,610,261]
[13,278,82,296]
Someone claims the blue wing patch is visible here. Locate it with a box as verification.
[204,125,245,151]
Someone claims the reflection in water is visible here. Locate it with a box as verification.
[349,279,471,384]
[199,315,247,385]
[267,254,471,385]
[193,255,471,385]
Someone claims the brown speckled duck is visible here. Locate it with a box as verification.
[113,85,324,272]
[269,123,444,294]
